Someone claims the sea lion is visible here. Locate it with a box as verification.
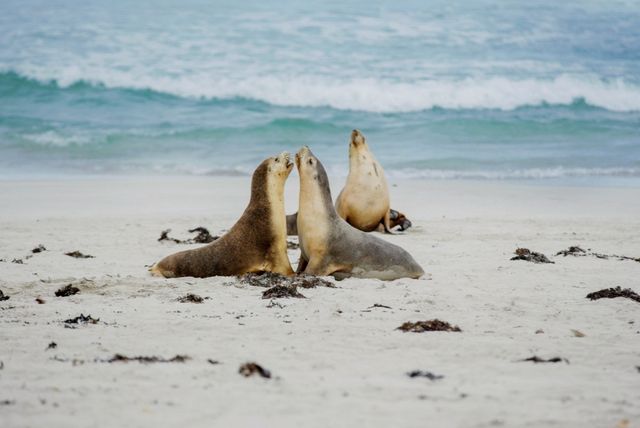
[294,146,424,280]
[150,152,294,278]
[336,129,411,233]
[285,129,411,235]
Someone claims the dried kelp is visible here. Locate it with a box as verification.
[397,320,462,332]
[511,248,554,264]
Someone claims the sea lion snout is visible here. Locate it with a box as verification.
[351,129,365,146]
[283,152,293,168]
[295,146,312,168]
[275,151,293,169]
[273,151,294,175]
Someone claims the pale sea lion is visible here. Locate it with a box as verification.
[150,152,294,278]
[295,146,424,280]
[336,129,411,233]
[286,129,411,235]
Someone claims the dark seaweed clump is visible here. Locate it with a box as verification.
[158,227,218,244]
[556,246,587,257]
[32,245,47,253]
[239,362,271,378]
[586,286,640,303]
[64,314,99,325]
[520,356,569,364]
[407,370,444,380]
[238,272,288,288]
[262,284,305,299]
[511,248,554,264]
[397,319,462,332]
[368,303,392,309]
[55,284,80,297]
[556,246,639,262]
[293,275,335,289]
[107,354,189,364]
[177,293,204,303]
[238,272,334,289]
[65,251,94,259]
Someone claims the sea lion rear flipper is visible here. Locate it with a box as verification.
[388,209,412,232]
[399,218,412,231]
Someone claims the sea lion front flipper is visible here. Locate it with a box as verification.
[300,258,342,277]
[149,264,174,278]
[269,259,295,276]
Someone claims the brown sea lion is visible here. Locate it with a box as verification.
[295,146,424,280]
[150,152,294,278]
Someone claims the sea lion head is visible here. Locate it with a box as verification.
[250,151,293,205]
[266,151,293,198]
[295,146,333,204]
[350,129,367,147]
[268,151,294,179]
[349,129,372,161]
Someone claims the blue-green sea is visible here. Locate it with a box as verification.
[1,0,639,182]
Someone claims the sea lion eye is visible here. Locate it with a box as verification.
[275,157,279,162]
[308,159,313,165]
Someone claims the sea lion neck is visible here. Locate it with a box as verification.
[349,143,373,170]
[299,158,338,220]
[248,161,271,210]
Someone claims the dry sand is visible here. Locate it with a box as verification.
[1,176,639,428]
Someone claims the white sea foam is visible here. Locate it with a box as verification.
[6,66,640,113]
[133,163,640,180]
[386,166,640,180]
[22,131,92,147]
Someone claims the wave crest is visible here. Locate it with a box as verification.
[2,70,640,113]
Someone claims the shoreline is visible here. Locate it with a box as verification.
[1,176,639,221]
[2,172,640,188]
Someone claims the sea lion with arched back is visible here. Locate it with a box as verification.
[336,129,411,233]
[286,130,411,235]
[294,146,424,280]
[150,152,294,278]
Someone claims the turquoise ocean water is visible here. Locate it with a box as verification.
[1,0,639,182]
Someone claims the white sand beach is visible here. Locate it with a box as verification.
[1,176,639,428]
